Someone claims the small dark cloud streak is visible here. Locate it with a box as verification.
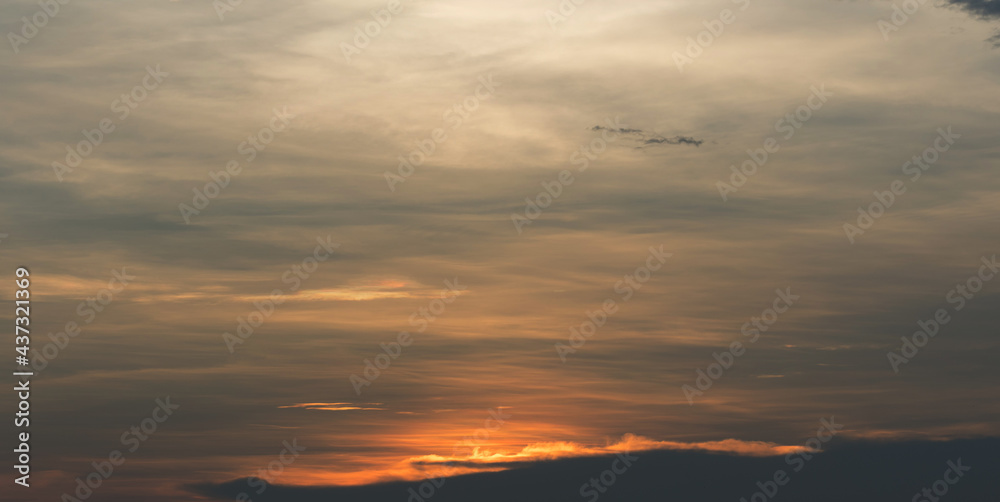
[591,126,705,147]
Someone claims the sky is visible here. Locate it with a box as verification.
[1,0,999,501]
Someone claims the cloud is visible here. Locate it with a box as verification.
[188,437,1000,502]
[3,1,999,501]
[945,0,1000,19]
[278,402,385,411]
[404,434,806,476]
[591,126,704,147]
[989,29,1000,46]
[641,135,704,147]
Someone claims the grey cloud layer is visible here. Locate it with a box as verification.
[946,0,1000,18]
[2,0,1000,500]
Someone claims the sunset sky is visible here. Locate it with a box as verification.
[2,0,999,501]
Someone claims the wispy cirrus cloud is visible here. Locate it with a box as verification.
[278,402,386,411]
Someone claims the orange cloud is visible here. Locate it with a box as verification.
[409,433,807,468]
[274,434,809,487]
